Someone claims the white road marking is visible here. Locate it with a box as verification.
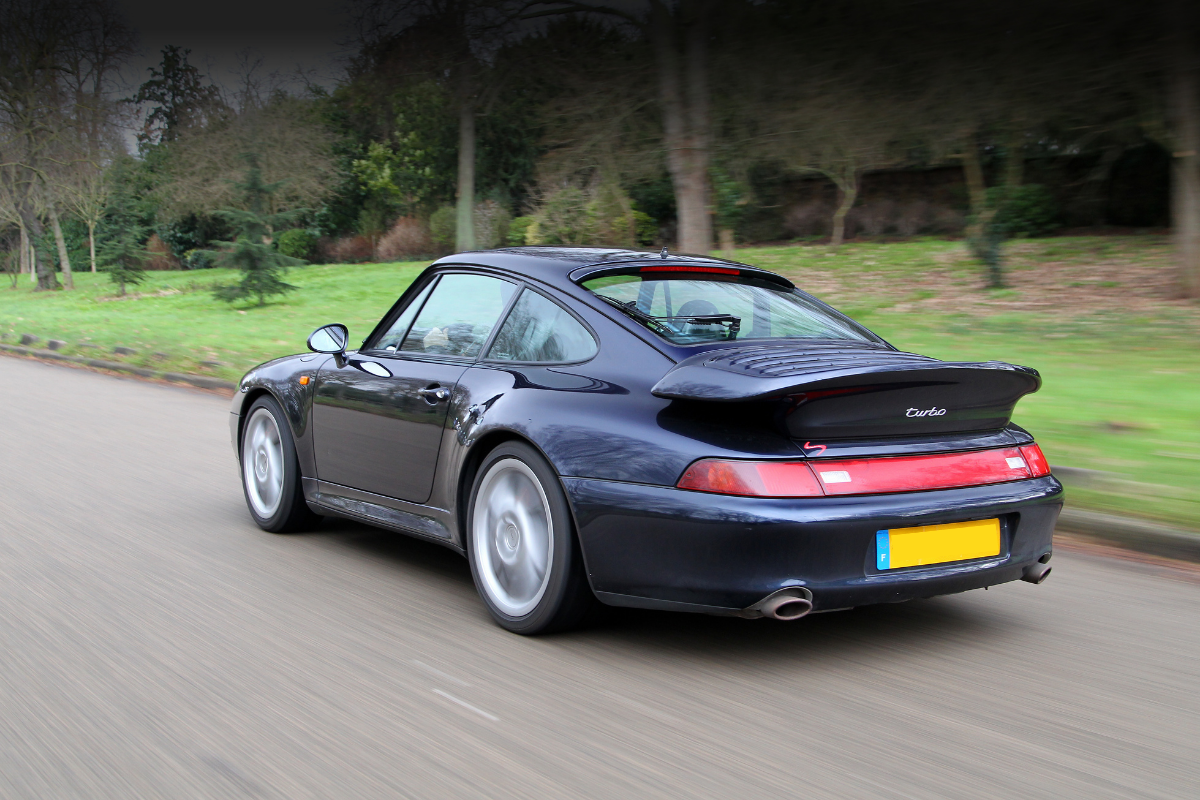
[434,689,500,722]
[412,659,470,686]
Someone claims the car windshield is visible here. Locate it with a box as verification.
[581,272,881,346]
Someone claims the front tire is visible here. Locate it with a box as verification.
[467,442,594,634]
[239,395,318,533]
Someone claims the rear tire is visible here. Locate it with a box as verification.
[467,442,595,634]
[239,395,319,533]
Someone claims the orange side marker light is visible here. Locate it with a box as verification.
[299,375,310,385]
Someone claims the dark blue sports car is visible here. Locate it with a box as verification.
[231,247,1062,634]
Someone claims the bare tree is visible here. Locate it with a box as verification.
[532,16,660,213]
[0,0,72,290]
[1164,0,1200,297]
[55,148,113,272]
[158,93,338,222]
[523,1,718,254]
[745,48,910,249]
[0,0,133,290]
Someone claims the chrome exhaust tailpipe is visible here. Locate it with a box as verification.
[744,588,814,620]
[1022,563,1052,585]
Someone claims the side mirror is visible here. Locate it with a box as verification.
[308,323,349,356]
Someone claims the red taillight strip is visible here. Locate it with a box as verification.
[677,445,1049,498]
[1019,444,1051,477]
[811,447,1032,496]
[639,265,741,275]
[678,459,823,497]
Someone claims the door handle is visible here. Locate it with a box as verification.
[417,386,450,403]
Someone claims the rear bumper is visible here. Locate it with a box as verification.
[563,475,1063,613]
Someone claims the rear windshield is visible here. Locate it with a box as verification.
[581,273,880,346]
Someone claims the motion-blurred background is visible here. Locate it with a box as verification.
[2,0,1198,529]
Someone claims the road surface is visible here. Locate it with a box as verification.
[1,355,1197,799]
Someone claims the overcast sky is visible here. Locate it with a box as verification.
[117,0,354,99]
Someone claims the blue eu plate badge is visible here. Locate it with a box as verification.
[876,530,890,570]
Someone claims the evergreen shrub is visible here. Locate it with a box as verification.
[182,249,215,269]
[277,228,319,261]
[427,202,513,251]
[429,206,457,250]
[508,216,534,245]
[527,187,593,245]
[991,184,1060,237]
[633,209,657,246]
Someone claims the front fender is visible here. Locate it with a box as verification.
[230,354,329,478]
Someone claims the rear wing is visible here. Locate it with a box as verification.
[651,343,1041,439]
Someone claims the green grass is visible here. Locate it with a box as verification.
[3,236,1198,528]
[0,262,428,380]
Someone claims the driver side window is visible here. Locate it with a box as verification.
[400,273,516,358]
[373,280,436,352]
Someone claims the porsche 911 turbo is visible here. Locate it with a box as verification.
[231,247,1062,634]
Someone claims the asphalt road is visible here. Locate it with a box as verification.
[2,355,1198,800]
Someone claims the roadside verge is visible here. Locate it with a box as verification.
[1056,508,1200,563]
[0,342,236,393]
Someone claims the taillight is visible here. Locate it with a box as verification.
[677,446,1044,498]
[1019,444,1051,477]
[677,459,824,497]
[810,448,1031,496]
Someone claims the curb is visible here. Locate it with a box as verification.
[0,342,237,392]
[1056,507,1200,563]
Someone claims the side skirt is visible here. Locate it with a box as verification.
[303,478,464,554]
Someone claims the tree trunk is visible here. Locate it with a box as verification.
[960,134,1005,289]
[18,205,59,291]
[455,98,477,253]
[650,0,713,254]
[19,220,29,275]
[830,175,858,250]
[718,228,735,259]
[960,134,989,228]
[49,206,74,289]
[1168,1,1200,298]
[88,220,97,272]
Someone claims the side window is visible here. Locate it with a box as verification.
[400,273,517,358]
[372,279,436,352]
[487,289,598,363]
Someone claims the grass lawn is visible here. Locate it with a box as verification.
[3,235,1198,528]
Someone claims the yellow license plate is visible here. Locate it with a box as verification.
[876,518,1000,570]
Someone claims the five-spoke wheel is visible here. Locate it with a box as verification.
[239,396,318,533]
[468,442,594,634]
[243,407,284,519]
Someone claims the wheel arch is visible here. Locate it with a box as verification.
[455,429,581,554]
[235,388,277,458]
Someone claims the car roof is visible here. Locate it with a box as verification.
[429,246,788,290]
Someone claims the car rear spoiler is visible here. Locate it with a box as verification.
[651,343,1042,439]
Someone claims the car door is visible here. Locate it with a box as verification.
[312,272,517,504]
